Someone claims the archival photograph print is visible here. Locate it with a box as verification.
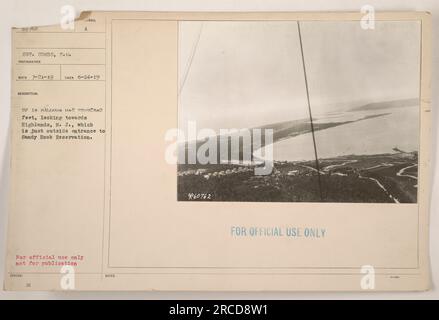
[177,21,420,203]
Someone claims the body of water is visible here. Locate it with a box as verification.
[257,106,419,162]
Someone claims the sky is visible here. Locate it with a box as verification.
[178,20,421,134]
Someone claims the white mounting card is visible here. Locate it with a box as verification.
[5,11,432,291]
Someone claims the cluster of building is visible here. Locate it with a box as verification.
[177,169,208,177]
[203,167,253,179]
[177,167,254,179]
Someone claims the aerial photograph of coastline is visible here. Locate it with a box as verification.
[177,21,420,203]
